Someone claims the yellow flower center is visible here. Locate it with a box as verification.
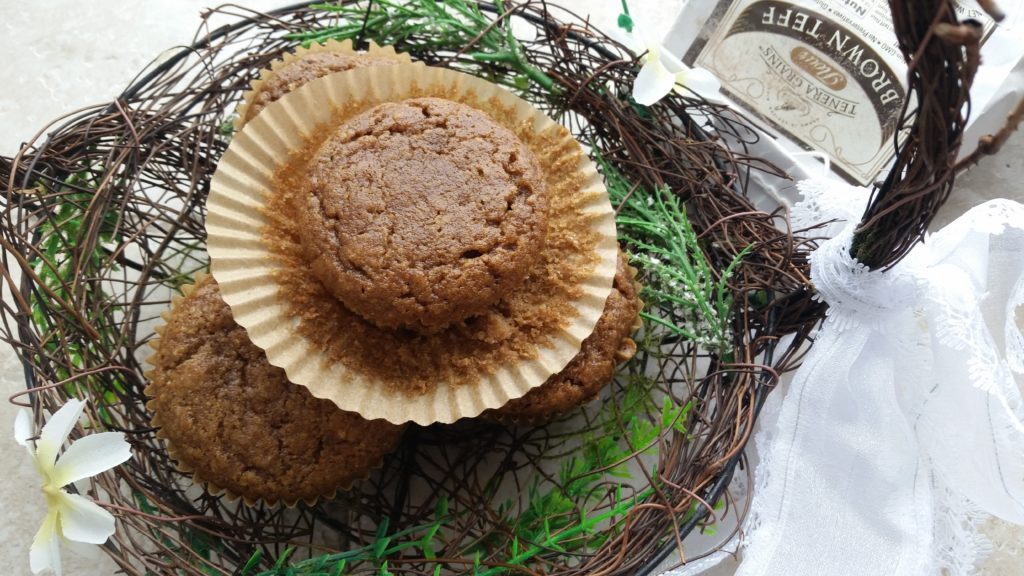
[41,472,64,505]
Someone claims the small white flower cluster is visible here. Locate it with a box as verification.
[632,252,734,354]
[681,307,734,352]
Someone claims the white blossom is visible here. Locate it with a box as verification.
[610,25,722,106]
[15,399,132,575]
[633,45,722,106]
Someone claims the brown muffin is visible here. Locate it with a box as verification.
[487,250,642,423]
[240,51,402,126]
[146,275,405,505]
[299,97,548,333]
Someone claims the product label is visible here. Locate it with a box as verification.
[689,0,996,184]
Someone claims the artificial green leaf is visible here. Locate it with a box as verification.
[618,0,634,32]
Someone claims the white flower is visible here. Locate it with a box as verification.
[611,25,723,106]
[15,398,132,576]
[633,45,722,106]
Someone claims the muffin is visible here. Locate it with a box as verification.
[299,97,548,332]
[146,275,405,505]
[487,250,642,423]
[236,40,409,128]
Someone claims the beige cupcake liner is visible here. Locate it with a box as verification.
[487,259,645,427]
[206,63,619,426]
[144,272,391,508]
[234,39,410,129]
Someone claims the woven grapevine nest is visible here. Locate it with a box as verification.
[0,0,976,574]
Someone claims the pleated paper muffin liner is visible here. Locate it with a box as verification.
[144,272,402,508]
[207,63,619,425]
[485,257,645,427]
[234,39,410,129]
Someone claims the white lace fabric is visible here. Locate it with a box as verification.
[732,181,1024,575]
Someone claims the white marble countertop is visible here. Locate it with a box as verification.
[1,1,1021,575]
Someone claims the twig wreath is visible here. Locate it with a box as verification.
[3,0,1010,574]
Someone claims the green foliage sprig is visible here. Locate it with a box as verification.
[598,155,750,353]
[287,0,556,91]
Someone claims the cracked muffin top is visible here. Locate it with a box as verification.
[146,275,405,505]
[298,97,548,333]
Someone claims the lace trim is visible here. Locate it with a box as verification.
[790,178,870,233]
[933,473,992,575]
[741,190,1024,575]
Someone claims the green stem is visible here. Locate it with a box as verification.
[261,518,449,575]
[639,312,697,339]
[477,487,655,576]
[520,63,556,92]
[471,51,518,63]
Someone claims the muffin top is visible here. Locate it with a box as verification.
[241,51,402,125]
[146,276,405,505]
[488,250,641,423]
[299,97,548,333]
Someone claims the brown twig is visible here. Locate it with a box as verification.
[955,93,1024,172]
[850,0,976,269]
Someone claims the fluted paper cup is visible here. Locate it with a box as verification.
[207,63,618,425]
